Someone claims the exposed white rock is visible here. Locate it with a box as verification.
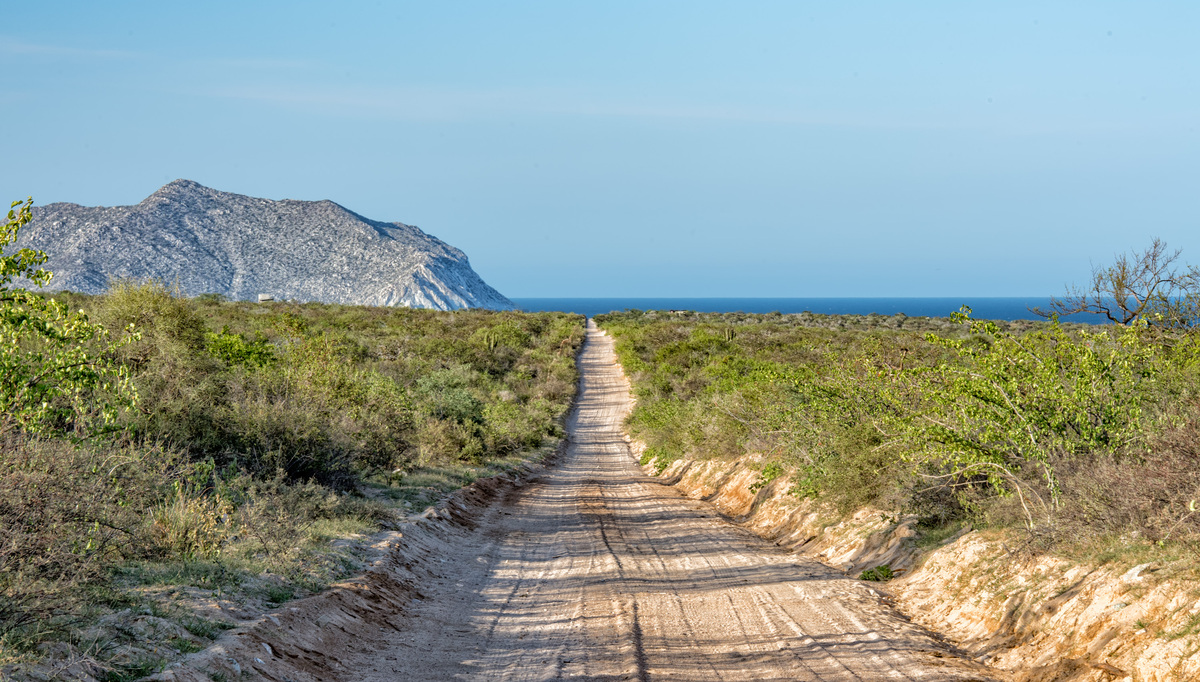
[16,179,515,310]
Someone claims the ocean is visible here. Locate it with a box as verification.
[511,297,1100,323]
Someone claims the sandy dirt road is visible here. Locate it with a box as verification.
[350,320,995,681]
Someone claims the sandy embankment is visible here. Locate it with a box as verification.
[641,450,1200,681]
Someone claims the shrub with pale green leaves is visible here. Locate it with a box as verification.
[0,198,138,437]
[598,306,1193,542]
[904,307,1158,521]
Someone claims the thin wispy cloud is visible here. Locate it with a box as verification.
[198,82,1140,135]
[0,37,137,59]
[188,57,314,70]
[203,83,562,121]
[202,82,912,128]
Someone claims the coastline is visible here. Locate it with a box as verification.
[513,297,1100,322]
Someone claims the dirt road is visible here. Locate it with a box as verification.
[350,320,994,681]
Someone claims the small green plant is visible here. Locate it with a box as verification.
[914,521,968,550]
[179,615,235,640]
[750,461,785,493]
[194,293,226,305]
[98,656,167,682]
[640,446,670,469]
[1165,612,1200,641]
[150,484,229,560]
[205,326,275,367]
[169,637,204,654]
[259,584,295,605]
[859,564,895,581]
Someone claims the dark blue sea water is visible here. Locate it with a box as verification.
[511,298,1101,323]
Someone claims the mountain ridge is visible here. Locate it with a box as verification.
[15,180,515,310]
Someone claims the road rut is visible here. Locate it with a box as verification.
[353,320,995,681]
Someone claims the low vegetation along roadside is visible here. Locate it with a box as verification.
[597,241,1200,573]
[1,198,585,679]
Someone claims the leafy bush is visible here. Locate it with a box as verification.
[600,314,935,512]
[749,461,784,493]
[417,366,483,423]
[0,200,137,436]
[598,306,1196,549]
[903,308,1158,524]
[205,326,275,368]
[67,283,585,487]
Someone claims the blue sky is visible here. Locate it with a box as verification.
[4,2,1198,297]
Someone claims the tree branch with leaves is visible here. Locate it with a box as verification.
[0,198,138,437]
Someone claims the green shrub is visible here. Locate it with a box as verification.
[0,199,138,436]
[859,564,894,581]
[749,461,785,493]
[598,306,1195,544]
[417,366,483,423]
[205,326,275,368]
[906,308,1156,514]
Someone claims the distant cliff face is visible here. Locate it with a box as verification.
[15,180,515,311]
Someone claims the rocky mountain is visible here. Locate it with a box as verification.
[15,180,515,310]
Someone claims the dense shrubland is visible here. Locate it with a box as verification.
[0,200,584,676]
[78,280,581,488]
[598,302,1200,559]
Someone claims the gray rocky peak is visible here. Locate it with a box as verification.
[15,180,515,310]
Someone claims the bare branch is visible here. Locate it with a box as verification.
[1032,238,1196,326]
